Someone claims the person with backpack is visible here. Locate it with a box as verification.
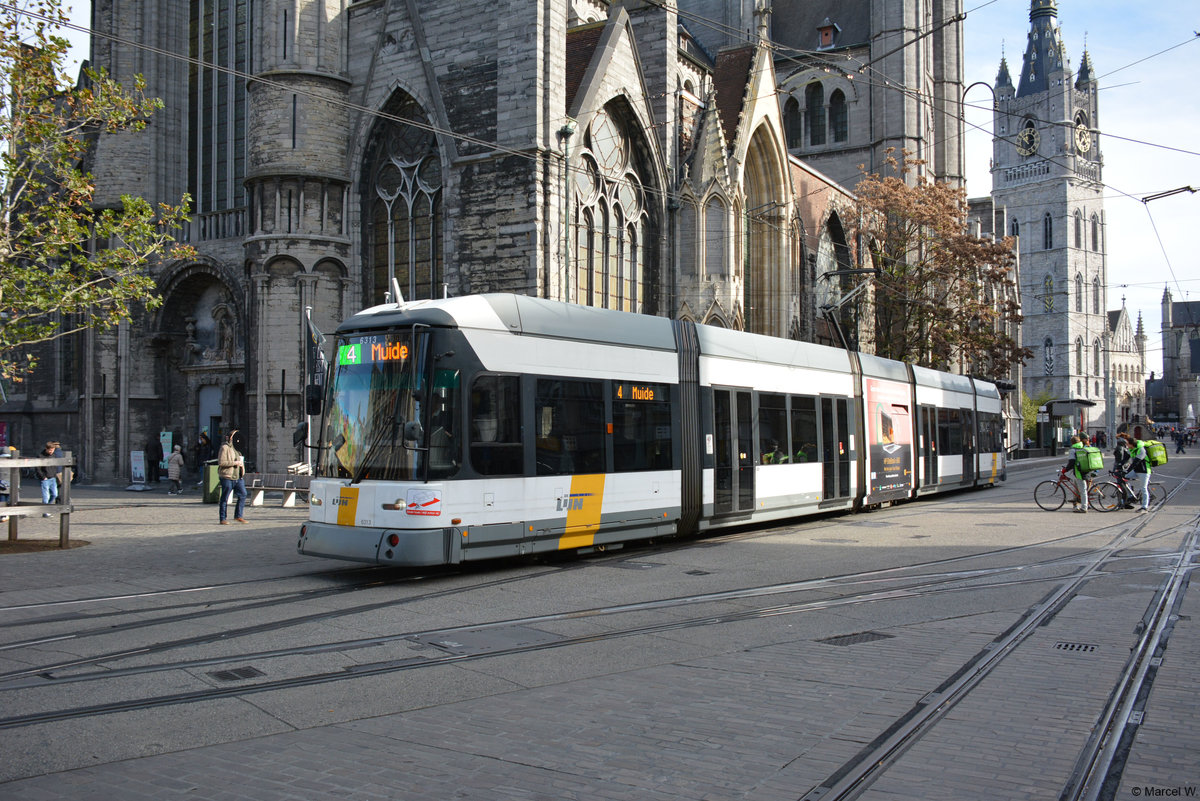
[1066,433,1102,513]
[1121,433,1152,513]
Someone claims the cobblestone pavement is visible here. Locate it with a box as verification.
[0,461,1196,801]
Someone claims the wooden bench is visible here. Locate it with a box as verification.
[245,472,311,507]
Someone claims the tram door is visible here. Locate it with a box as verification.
[920,406,938,487]
[821,397,853,501]
[713,388,755,515]
[960,408,976,485]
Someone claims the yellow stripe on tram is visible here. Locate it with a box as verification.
[559,474,605,550]
[336,486,360,527]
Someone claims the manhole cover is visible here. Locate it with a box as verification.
[817,631,894,647]
[208,666,266,682]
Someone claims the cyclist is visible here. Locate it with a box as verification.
[1122,433,1152,513]
[1066,434,1099,513]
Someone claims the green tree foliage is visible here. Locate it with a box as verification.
[1022,389,1053,442]
[0,0,192,381]
[849,153,1029,380]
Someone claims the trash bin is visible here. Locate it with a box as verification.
[203,461,221,503]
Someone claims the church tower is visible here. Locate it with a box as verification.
[992,0,1105,431]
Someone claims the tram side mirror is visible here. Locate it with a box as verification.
[293,421,308,448]
[403,420,424,443]
[305,384,323,416]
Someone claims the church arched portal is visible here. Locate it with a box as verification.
[152,266,246,456]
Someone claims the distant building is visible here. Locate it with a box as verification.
[989,0,1108,435]
[1107,301,1147,430]
[1156,287,1200,427]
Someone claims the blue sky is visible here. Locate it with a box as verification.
[964,0,1200,365]
[60,1,1197,367]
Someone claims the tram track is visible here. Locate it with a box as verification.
[0,469,1177,688]
[794,510,1200,801]
[0,508,1189,733]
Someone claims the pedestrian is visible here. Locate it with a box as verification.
[34,440,60,517]
[217,430,248,525]
[167,445,186,495]
[145,435,163,483]
[1174,430,1186,455]
[193,431,212,486]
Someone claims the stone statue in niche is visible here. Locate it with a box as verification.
[202,303,243,364]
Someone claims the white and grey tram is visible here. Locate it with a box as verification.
[297,294,1005,566]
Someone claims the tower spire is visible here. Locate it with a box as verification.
[1017,0,1063,98]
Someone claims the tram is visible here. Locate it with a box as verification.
[296,293,1005,565]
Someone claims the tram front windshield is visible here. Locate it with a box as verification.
[316,330,441,482]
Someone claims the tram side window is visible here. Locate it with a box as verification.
[978,412,1003,452]
[613,388,673,472]
[789,395,818,462]
[535,379,606,475]
[470,374,524,475]
[759,393,788,464]
[937,408,963,455]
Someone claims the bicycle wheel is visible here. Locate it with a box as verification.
[1034,480,1067,511]
[1149,483,1166,508]
[1092,482,1121,512]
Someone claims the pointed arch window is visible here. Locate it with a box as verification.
[1093,339,1101,377]
[1043,213,1053,250]
[1043,337,1054,375]
[805,83,825,147]
[1010,218,1019,239]
[829,89,848,142]
[363,93,443,305]
[784,97,802,149]
[1092,277,1100,314]
[1076,338,1084,375]
[573,107,655,312]
[1043,274,1054,312]
[1074,210,1083,249]
[1075,273,1083,312]
[704,196,727,277]
[1091,214,1101,252]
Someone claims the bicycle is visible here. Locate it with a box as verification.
[1034,466,1105,512]
[1091,469,1166,512]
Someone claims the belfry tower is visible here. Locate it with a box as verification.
[992,0,1106,432]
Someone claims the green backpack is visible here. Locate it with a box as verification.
[1076,445,1103,474]
[1144,440,1168,467]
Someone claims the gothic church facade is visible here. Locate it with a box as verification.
[5,0,965,482]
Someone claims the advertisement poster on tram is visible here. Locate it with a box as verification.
[865,378,913,500]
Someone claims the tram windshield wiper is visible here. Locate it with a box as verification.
[350,407,403,485]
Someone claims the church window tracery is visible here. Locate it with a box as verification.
[784,97,802,149]
[362,93,443,305]
[805,83,825,146]
[573,106,653,312]
[829,90,848,142]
